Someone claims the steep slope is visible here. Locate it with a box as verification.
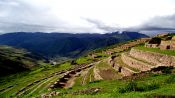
[0,45,44,76]
[0,31,148,58]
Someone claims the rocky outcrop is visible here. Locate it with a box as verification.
[130,49,175,66]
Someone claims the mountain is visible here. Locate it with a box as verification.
[0,45,44,76]
[0,31,148,58]
[1,34,175,98]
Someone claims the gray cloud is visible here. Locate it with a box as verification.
[124,14,175,36]
[0,21,57,33]
[0,0,107,33]
[84,13,175,34]
[0,0,175,34]
[83,18,120,32]
[0,0,67,33]
[139,14,175,30]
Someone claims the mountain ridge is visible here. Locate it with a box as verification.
[0,31,148,58]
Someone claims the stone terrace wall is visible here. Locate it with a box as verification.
[130,48,175,66]
[121,53,151,71]
[120,67,134,76]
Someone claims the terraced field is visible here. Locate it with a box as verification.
[3,37,175,98]
[0,70,62,97]
[69,38,152,87]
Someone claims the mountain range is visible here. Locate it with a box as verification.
[0,31,148,59]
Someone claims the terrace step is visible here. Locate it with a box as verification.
[113,56,138,76]
[121,53,152,72]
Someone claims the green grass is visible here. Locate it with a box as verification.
[134,45,175,56]
[86,68,95,83]
[96,61,110,70]
[115,56,139,72]
[51,73,175,98]
[0,62,73,98]
[1,38,175,98]
[76,57,92,64]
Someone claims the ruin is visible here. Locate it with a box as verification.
[145,35,175,50]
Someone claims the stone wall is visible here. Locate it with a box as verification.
[129,48,175,66]
[112,62,134,76]
[121,53,151,71]
[159,40,175,50]
[145,43,159,48]
[120,67,134,76]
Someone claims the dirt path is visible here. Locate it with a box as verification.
[64,77,76,89]
[93,67,103,80]
[81,67,92,85]
[62,62,99,88]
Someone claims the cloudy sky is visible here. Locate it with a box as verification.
[0,0,175,33]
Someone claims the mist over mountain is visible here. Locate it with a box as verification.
[0,32,148,58]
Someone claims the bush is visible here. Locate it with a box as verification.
[118,80,138,93]
[165,75,175,83]
[161,66,173,74]
[89,80,101,84]
[149,37,161,44]
[118,80,160,93]
[138,82,160,91]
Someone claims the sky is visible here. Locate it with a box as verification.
[0,0,175,34]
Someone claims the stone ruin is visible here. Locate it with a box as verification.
[145,35,175,50]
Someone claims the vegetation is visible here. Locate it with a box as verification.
[148,37,161,44]
[0,62,73,98]
[135,45,175,56]
[0,45,45,76]
[75,57,92,64]
[54,73,175,98]
[118,80,159,93]
[1,35,175,98]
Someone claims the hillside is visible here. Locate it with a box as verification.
[0,34,175,98]
[0,31,148,58]
[0,45,45,76]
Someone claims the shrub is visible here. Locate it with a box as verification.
[89,80,101,84]
[118,80,160,93]
[137,82,160,91]
[161,66,173,74]
[165,75,175,83]
[118,80,138,93]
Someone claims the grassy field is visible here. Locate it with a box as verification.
[0,62,74,98]
[134,45,175,56]
[1,72,175,98]
[54,73,175,98]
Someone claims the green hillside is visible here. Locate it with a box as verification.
[0,45,45,76]
[0,37,175,98]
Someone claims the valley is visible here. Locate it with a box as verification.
[0,33,175,98]
[1,0,175,97]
